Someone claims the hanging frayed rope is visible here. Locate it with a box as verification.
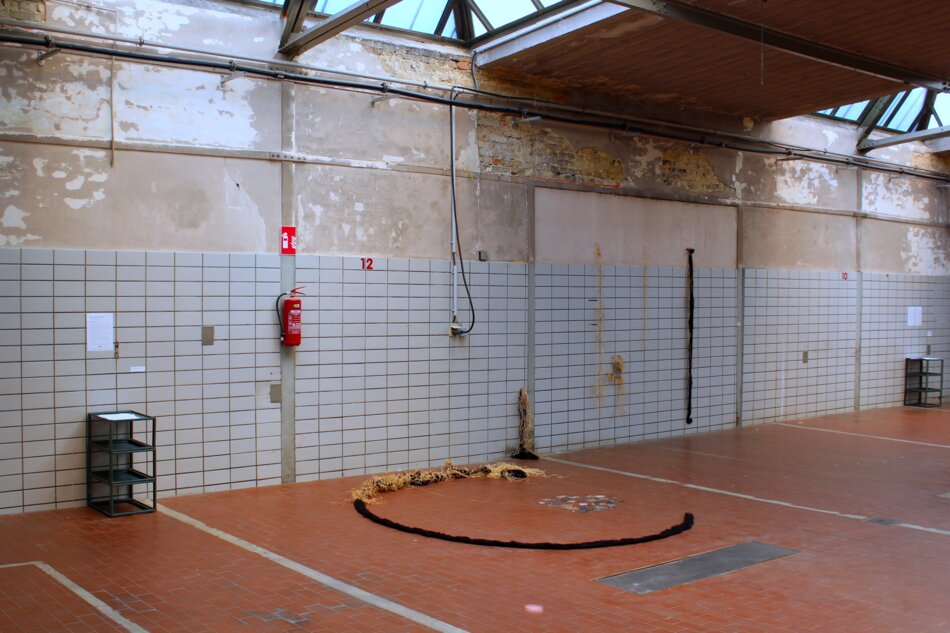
[512,387,539,460]
[351,460,695,549]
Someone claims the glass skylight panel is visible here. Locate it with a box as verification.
[473,17,488,37]
[379,0,445,33]
[263,0,585,43]
[473,0,540,30]
[931,93,948,128]
[883,88,925,131]
[834,100,870,121]
[442,11,458,38]
[314,0,355,14]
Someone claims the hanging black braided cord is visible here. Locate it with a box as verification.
[354,499,693,549]
[686,248,695,425]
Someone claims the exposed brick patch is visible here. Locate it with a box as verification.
[477,112,625,186]
[659,148,729,193]
[358,38,472,86]
[0,0,46,23]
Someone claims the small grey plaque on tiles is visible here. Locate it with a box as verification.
[269,383,282,403]
[201,326,215,346]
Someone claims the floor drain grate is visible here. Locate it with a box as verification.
[937,492,950,500]
[597,541,797,594]
[866,517,900,526]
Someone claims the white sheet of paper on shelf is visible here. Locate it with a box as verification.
[98,412,143,421]
[86,313,114,352]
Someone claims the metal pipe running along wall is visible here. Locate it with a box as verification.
[4,12,936,176]
[1,32,949,184]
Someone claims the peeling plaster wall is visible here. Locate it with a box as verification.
[861,171,943,222]
[862,219,949,276]
[293,87,465,171]
[47,0,281,57]
[535,188,736,269]
[742,206,857,272]
[0,48,112,140]
[0,0,945,268]
[0,141,278,251]
[291,165,527,261]
[115,64,281,149]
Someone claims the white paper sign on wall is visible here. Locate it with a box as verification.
[906,306,922,327]
[86,313,114,352]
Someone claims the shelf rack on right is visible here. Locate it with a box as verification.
[903,357,944,408]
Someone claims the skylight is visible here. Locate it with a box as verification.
[264,0,580,43]
[817,88,948,134]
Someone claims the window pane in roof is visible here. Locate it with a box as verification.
[931,93,948,128]
[885,88,925,131]
[539,0,562,6]
[472,13,488,36]
[315,0,357,14]
[441,11,458,38]
[878,92,905,124]
[475,0,540,30]
[832,100,869,121]
[380,0,445,33]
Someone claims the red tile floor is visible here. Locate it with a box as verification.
[1,406,948,632]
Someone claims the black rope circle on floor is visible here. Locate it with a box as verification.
[353,499,694,549]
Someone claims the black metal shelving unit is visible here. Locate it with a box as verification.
[904,357,944,408]
[86,411,157,517]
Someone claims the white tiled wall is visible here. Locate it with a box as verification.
[860,273,950,408]
[0,249,283,513]
[293,257,526,481]
[742,269,858,423]
[742,269,949,423]
[533,264,737,452]
[0,246,947,514]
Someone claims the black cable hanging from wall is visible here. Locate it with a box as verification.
[685,248,695,425]
[449,92,476,335]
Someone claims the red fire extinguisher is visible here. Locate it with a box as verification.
[276,286,305,347]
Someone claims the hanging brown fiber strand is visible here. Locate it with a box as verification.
[512,387,539,460]
[351,460,545,503]
[350,460,695,549]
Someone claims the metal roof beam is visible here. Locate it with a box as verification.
[280,0,404,58]
[475,1,628,64]
[609,0,950,93]
[923,136,950,154]
[279,0,314,48]
[908,90,937,132]
[855,94,896,147]
[858,125,950,152]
